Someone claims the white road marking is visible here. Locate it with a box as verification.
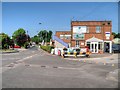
[1,53,38,73]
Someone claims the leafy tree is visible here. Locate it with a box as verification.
[112,32,120,38]
[112,32,116,38]
[115,33,120,38]
[12,28,30,47]
[47,30,53,42]
[0,33,11,49]
[38,30,53,42]
[31,35,40,44]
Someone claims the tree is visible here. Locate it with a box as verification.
[115,33,120,38]
[112,32,116,38]
[47,30,53,42]
[12,28,30,47]
[0,33,11,49]
[38,30,53,42]
[112,32,120,38]
[31,35,40,44]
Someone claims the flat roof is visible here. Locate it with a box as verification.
[71,20,111,22]
[56,31,70,32]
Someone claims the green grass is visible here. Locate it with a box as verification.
[40,45,54,53]
[0,49,18,53]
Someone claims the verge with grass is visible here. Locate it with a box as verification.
[0,49,19,53]
[40,45,54,53]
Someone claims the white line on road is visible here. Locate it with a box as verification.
[1,53,38,73]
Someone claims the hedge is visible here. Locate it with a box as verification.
[40,45,54,53]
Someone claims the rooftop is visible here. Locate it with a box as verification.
[71,20,111,22]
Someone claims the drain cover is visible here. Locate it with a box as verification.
[53,66,58,68]
[7,64,14,67]
[25,64,30,66]
[41,65,46,67]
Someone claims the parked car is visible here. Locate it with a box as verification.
[14,45,21,48]
[112,44,120,53]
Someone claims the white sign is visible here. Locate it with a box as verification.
[105,32,110,37]
[73,26,86,39]
[81,42,84,45]
[105,32,110,39]
[73,26,87,34]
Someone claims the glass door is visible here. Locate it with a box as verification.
[90,42,98,53]
[75,40,80,47]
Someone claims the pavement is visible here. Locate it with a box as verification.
[63,53,119,67]
[1,46,119,88]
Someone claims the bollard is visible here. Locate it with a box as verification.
[103,62,106,65]
[96,61,98,64]
[74,52,77,58]
[84,60,86,63]
[61,52,64,58]
[112,64,115,67]
[68,52,70,55]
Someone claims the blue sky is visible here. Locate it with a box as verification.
[2,2,118,37]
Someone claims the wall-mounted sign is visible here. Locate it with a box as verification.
[73,26,87,39]
[73,26,87,34]
[73,34,84,39]
[81,42,84,45]
[105,32,110,39]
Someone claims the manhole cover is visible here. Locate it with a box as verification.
[25,64,30,66]
[110,58,114,60]
[7,64,14,67]
[41,65,46,68]
[53,66,58,68]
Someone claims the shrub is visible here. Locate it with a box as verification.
[24,42,29,49]
[0,45,2,49]
[40,45,54,53]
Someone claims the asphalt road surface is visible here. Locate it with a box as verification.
[2,46,119,88]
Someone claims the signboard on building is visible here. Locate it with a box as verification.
[105,32,110,39]
[73,26,87,39]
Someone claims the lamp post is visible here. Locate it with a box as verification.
[38,22,42,44]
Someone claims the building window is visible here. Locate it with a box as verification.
[86,42,90,49]
[65,35,71,39]
[98,42,102,50]
[60,34,71,39]
[86,26,89,33]
[96,26,101,33]
[60,35,64,39]
[76,40,80,47]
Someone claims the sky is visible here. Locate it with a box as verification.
[2,2,118,37]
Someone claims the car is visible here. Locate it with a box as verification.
[112,44,120,53]
[14,45,21,48]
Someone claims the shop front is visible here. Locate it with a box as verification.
[86,37,104,53]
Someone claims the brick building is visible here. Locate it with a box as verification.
[54,21,113,53]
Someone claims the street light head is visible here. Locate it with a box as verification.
[39,23,42,24]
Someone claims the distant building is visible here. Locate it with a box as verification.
[54,21,113,53]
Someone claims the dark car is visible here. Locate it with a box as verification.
[112,44,120,53]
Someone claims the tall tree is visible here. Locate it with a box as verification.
[31,35,40,44]
[38,30,53,42]
[112,32,120,38]
[12,28,30,47]
[0,33,10,49]
[47,30,53,42]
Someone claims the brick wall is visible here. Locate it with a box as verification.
[55,31,71,43]
[71,21,112,47]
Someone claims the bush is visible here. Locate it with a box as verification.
[24,42,29,49]
[40,45,54,53]
[0,45,2,49]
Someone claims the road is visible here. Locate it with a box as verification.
[2,46,119,88]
